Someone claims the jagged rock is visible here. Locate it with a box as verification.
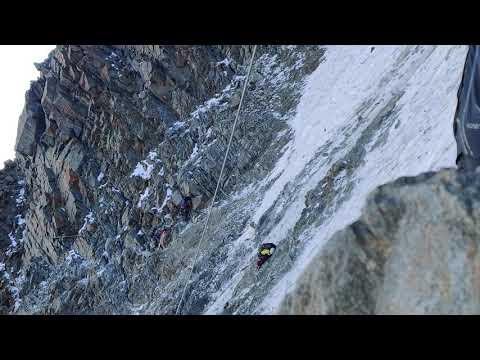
[15,81,45,157]
[2,45,324,314]
[279,169,480,315]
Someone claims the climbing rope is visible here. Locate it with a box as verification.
[175,45,258,315]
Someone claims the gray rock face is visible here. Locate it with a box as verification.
[14,45,252,265]
[279,169,480,315]
[1,45,324,314]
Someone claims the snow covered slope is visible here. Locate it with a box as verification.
[204,45,468,314]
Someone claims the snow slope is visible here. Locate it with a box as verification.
[203,45,468,314]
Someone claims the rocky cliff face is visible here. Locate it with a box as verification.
[1,45,324,314]
[279,169,480,314]
[0,45,472,314]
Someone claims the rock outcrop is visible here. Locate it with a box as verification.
[279,169,480,315]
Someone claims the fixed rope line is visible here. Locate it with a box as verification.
[175,45,258,315]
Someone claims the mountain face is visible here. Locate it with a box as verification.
[0,45,470,314]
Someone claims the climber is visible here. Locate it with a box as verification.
[158,227,170,249]
[150,225,170,250]
[150,227,164,249]
[454,45,480,172]
[180,195,193,221]
[256,242,277,270]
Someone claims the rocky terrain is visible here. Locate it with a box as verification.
[0,45,473,314]
[279,169,480,314]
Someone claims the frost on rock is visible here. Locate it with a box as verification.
[158,187,172,213]
[9,285,22,312]
[190,85,232,119]
[65,249,81,265]
[216,57,232,67]
[0,264,23,313]
[8,232,17,248]
[16,187,26,206]
[137,187,150,208]
[78,211,95,234]
[130,150,160,180]
[172,121,185,128]
[191,143,199,157]
[15,215,25,226]
[186,143,200,166]
[147,151,160,162]
[131,161,154,180]
[206,128,212,138]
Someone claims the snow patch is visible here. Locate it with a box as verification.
[65,249,81,265]
[147,151,160,162]
[157,187,172,213]
[8,232,17,248]
[137,187,150,208]
[78,211,95,234]
[15,215,25,226]
[206,128,212,138]
[131,161,154,180]
[16,187,26,206]
[216,58,232,67]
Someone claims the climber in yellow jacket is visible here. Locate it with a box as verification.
[257,243,276,270]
